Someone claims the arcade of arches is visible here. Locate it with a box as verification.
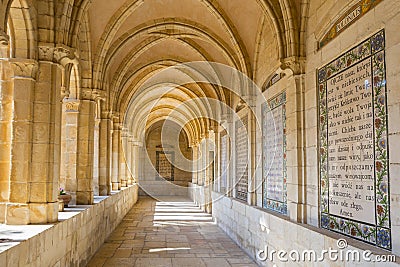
[0,0,399,266]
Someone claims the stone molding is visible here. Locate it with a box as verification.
[9,59,38,79]
[0,29,9,46]
[113,122,122,131]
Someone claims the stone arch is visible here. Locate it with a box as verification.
[7,0,36,59]
[91,0,252,90]
[59,63,82,206]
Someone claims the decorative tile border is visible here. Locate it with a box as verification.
[318,29,391,250]
[262,92,287,214]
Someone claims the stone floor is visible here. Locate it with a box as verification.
[87,197,258,267]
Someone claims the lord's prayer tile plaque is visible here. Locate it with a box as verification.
[318,30,391,250]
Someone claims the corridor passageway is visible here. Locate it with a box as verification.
[87,197,257,267]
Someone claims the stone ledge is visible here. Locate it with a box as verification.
[0,184,138,266]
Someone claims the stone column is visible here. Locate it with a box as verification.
[99,111,112,195]
[0,57,13,223]
[286,72,307,223]
[247,100,257,206]
[119,128,127,188]
[30,59,62,224]
[2,59,38,224]
[131,141,142,183]
[93,118,100,196]
[191,142,199,184]
[75,89,96,205]
[111,121,120,190]
[126,136,133,185]
[60,99,79,205]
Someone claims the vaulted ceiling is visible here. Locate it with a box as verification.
[1,0,308,144]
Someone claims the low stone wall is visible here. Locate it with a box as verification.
[0,184,139,267]
[212,191,399,266]
[139,181,189,196]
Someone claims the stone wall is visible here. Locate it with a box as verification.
[212,192,399,266]
[0,185,138,267]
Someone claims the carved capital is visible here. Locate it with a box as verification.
[80,88,107,101]
[281,56,306,75]
[113,122,121,131]
[53,45,76,66]
[9,59,38,79]
[64,99,80,112]
[38,46,55,62]
[0,29,9,46]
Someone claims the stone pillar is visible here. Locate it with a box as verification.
[119,129,127,188]
[111,121,120,190]
[131,141,142,183]
[191,142,199,184]
[30,59,62,224]
[286,73,307,223]
[60,99,79,205]
[247,104,257,206]
[93,118,100,196]
[2,59,39,225]
[75,89,96,205]
[126,136,133,185]
[223,114,233,197]
[99,112,112,195]
[0,57,13,223]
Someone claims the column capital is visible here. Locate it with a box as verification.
[80,88,106,101]
[0,29,9,46]
[38,44,77,65]
[113,122,122,131]
[281,56,306,75]
[131,140,143,147]
[9,59,38,79]
[64,98,80,112]
[0,30,9,58]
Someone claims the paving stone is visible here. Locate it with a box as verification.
[87,197,257,267]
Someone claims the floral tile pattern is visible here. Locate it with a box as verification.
[318,29,391,250]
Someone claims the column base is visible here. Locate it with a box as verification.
[99,185,109,196]
[76,191,94,205]
[4,202,58,225]
[112,182,119,191]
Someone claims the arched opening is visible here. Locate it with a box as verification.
[59,65,80,205]
[139,119,193,196]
